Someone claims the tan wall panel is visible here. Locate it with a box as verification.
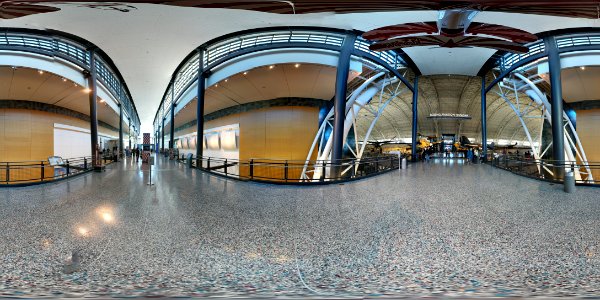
[3,109,32,162]
[0,109,117,163]
[576,108,600,180]
[0,109,4,162]
[241,108,266,160]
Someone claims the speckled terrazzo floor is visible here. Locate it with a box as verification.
[0,156,599,298]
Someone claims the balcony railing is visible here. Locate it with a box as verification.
[498,32,600,72]
[0,157,91,185]
[489,155,600,186]
[186,155,400,184]
[0,31,140,129]
[498,41,545,71]
[0,155,122,186]
[154,28,406,127]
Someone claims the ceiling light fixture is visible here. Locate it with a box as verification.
[269,65,275,70]
[580,66,586,70]
[294,63,300,68]
[83,88,92,93]
[243,71,248,75]
[62,78,67,82]
[38,70,44,75]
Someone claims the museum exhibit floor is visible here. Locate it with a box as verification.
[0,157,598,298]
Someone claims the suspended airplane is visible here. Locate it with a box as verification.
[362,9,538,53]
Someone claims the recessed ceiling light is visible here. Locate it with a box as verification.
[83,88,92,93]
[580,66,586,70]
[294,63,300,68]
[215,84,218,87]
[243,71,248,75]
[224,79,228,82]
[38,70,44,75]
[269,65,275,70]
[62,78,67,82]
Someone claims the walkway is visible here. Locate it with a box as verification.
[0,156,598,298]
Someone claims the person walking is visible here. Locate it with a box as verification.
[466,148,473,164]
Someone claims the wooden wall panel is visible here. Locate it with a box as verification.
[3,109,32,162]
[576,108,600,180]
[0,109,117,163]
[0,109,4,162]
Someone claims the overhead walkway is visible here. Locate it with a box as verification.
[0,156,598,298]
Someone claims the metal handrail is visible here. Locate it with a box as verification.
[0,156,95,185]
[0,31,140,130]
[188,154,400,184]
[154,28,406,126]
[498,32,600,71]
[488,155,600,185]
[499,41,545,71]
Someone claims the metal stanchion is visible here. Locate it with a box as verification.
[564,163,575,193]
[147,156,155,186]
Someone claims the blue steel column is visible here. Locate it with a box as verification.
[481,76,487,162]
[545,36,565,179]
[87,49,99,168]
[128,118,131,149]
[331,33,356,177]
[411,76,419,161]
[196,48,206,160]
[118,104,123,160]
[161,118,165,152]
[170,87,176,149]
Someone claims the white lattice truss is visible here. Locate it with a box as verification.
[300,71,409,181]
[495,72,594,183]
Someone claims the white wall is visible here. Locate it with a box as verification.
[53,123,91,158]
[53,123,118,158]
[176,124,240,175]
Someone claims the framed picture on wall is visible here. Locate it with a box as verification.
[206,132,220,150]
[221,129,238,150]
[189,136,197,150]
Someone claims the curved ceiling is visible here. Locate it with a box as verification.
[169,62,337,132]
[0,66,128,132]
[2,3,599,133]
[355,74,543,144]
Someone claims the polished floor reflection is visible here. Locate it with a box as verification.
[0,156,598,298]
